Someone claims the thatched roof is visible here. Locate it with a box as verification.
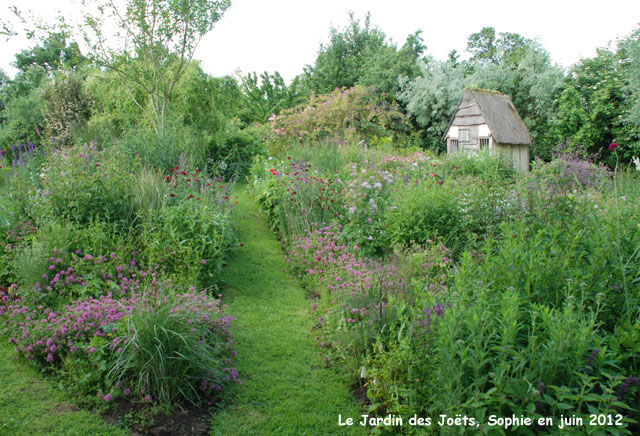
[444,89,532,145]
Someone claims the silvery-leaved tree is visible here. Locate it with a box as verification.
[81,0,231,134]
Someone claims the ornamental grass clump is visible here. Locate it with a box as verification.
[107,291,238,406]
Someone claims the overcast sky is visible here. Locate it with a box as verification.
[2,0,640,82]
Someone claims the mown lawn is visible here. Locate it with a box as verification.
[0,341,128,436]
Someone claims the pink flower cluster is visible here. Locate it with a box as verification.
[2,292,136,363]
[286,223,404,332]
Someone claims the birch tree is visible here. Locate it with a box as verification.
[82,0,231,134]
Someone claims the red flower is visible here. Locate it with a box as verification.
[181,171,187,176]
[1,150,6,155]
[609,142,619,151]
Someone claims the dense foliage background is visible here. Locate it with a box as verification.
[1,15,640,167]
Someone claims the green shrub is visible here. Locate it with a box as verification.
[40,70,91,146]
[264,85,410,152]
[42,144,139,228]
[206,122,264,179]
[385,179,464,252]
[0,89,44,148]
[441,149,516,182]
[8,220,135,307]
[141,199,235,288]
[111,126,200,171]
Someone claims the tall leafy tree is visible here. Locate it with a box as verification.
[550,48,626,162]
[81,0,231,134]
[305,13,424,98]
[618,26,640,160]
[240,71,307,124]
[398,56,466,150]
[306,12,387,94]
[467,27,530,67]
[14,31,86,73]
[360,31,426,97]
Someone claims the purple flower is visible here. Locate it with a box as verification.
[104,393,112,402]
[200,259,206,265]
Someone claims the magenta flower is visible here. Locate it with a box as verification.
[200,259,206,265]
[609,142,619,151]
[308,269,316,275]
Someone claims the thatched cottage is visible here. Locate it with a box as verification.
[443,89,531,172]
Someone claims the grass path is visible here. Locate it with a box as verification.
[209,187,367,436]
[0,342,129,436]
